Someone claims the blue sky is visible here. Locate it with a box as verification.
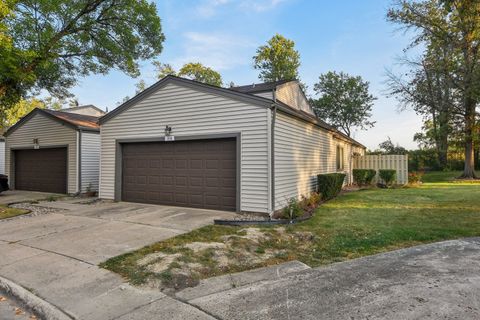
[71,0,423,150]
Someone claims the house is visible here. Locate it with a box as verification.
[99,75,365,214]
[4,106,105,194]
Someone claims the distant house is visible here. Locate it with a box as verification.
[98,76,365,214]
[4,106,105,194]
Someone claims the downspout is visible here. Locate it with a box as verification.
[270,89,277,216]
[77,129,82,195]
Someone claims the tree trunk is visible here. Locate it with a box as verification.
[460,98,477,178]
[436,109,449,169]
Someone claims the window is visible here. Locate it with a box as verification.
[336,145,344,171]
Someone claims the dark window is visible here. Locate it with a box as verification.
[336,145,344,171]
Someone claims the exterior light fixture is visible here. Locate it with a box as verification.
[165,125,172,136]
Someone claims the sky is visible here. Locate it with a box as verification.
[70,0,423,150]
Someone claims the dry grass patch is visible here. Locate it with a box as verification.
[101,171,480,293]
[0,205,29,220]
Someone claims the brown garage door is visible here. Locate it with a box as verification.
[122,138,237,211]
[15,148,67,194]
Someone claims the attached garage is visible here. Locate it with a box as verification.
[99,76,366,214]
[4,107,104,194]
[120,137,237,211]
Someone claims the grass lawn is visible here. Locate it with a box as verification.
[101,171,480,291]
[0,205,29,220]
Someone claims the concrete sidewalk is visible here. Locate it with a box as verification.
[189,238,480,320]
[0,191,235,319]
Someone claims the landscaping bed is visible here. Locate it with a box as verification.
[101,171,480,293]
[0,205,29,221]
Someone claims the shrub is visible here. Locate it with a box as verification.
[352,169,367,185]
[282,197,302,219]
[317,173,346,200]
[365,169,377,185]
[408,171,423,184]
[352,169,377,186]
[379,169,396,185]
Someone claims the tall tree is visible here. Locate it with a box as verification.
[178,63,222,86]
[388,0,480,178]
[153,61,223,86]
[253,34,301,82]
[0,0,164,119]
[311,71,376,137]
[386,45,455,169]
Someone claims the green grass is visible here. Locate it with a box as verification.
[101,171,480,288]
[421,170,462,183]
[0,205,29,220]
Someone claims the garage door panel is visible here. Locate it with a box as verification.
[122,138,236,211]
[15,148,67,194]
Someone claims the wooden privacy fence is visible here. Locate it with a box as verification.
[353,155,409,185]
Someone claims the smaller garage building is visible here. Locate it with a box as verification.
[4,107,103,194]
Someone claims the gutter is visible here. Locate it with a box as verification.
[270,88,277,216]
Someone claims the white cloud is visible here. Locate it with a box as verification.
[238,0,286,12]
[196,0,286,18]
[171,31,256,71]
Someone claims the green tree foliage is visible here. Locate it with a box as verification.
[311,71,376,137]
[0,0,164,114]
[387,0,480,178]
[153,61,223,86]
[253,34,300,82]
[178,63,222,86]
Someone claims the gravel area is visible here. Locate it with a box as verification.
[0,292,38,320]
[229,212,272,221]
[7,203,65,218]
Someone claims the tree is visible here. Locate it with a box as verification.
[388,0,480,178]
[0,0,164,113]
[253,34,301,82]
[178,63,222,86]
[1,98,44,132]
[311,71,376,137]
[153,61,223,86]
[153,62,177,79]
[377,137,408,155]
[386,44,456,169]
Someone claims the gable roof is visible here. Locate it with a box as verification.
[99,75,275,124]
[230,79,292,93]
[98,75,365,149]
[4,108,100,137]
[62,104,105,115]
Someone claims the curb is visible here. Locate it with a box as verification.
[0,276,73,320]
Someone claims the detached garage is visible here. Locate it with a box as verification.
[4,107,103,194]
[99,76,365,214]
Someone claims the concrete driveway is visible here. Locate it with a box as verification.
[0,191,235,319]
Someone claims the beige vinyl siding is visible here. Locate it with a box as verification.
[0,141,4,174]
[100,82,270,213]
[276,82,315,115]
[5,113,78,193]
[80,131,100,192]
[274,112,362,210]
[253,91,273,100]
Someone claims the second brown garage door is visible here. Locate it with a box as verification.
[122,138,237,211]
[14,147,67,194]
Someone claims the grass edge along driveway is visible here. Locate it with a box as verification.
[101,171,480,291]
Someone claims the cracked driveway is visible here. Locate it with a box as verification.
[0,191,235,319]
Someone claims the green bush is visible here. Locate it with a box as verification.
[365,169,377,184]
[352,169,366,185]
[379,169,396,185]
[317,173,346,200]
[352,169,377,186]
[282,197,303,219]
